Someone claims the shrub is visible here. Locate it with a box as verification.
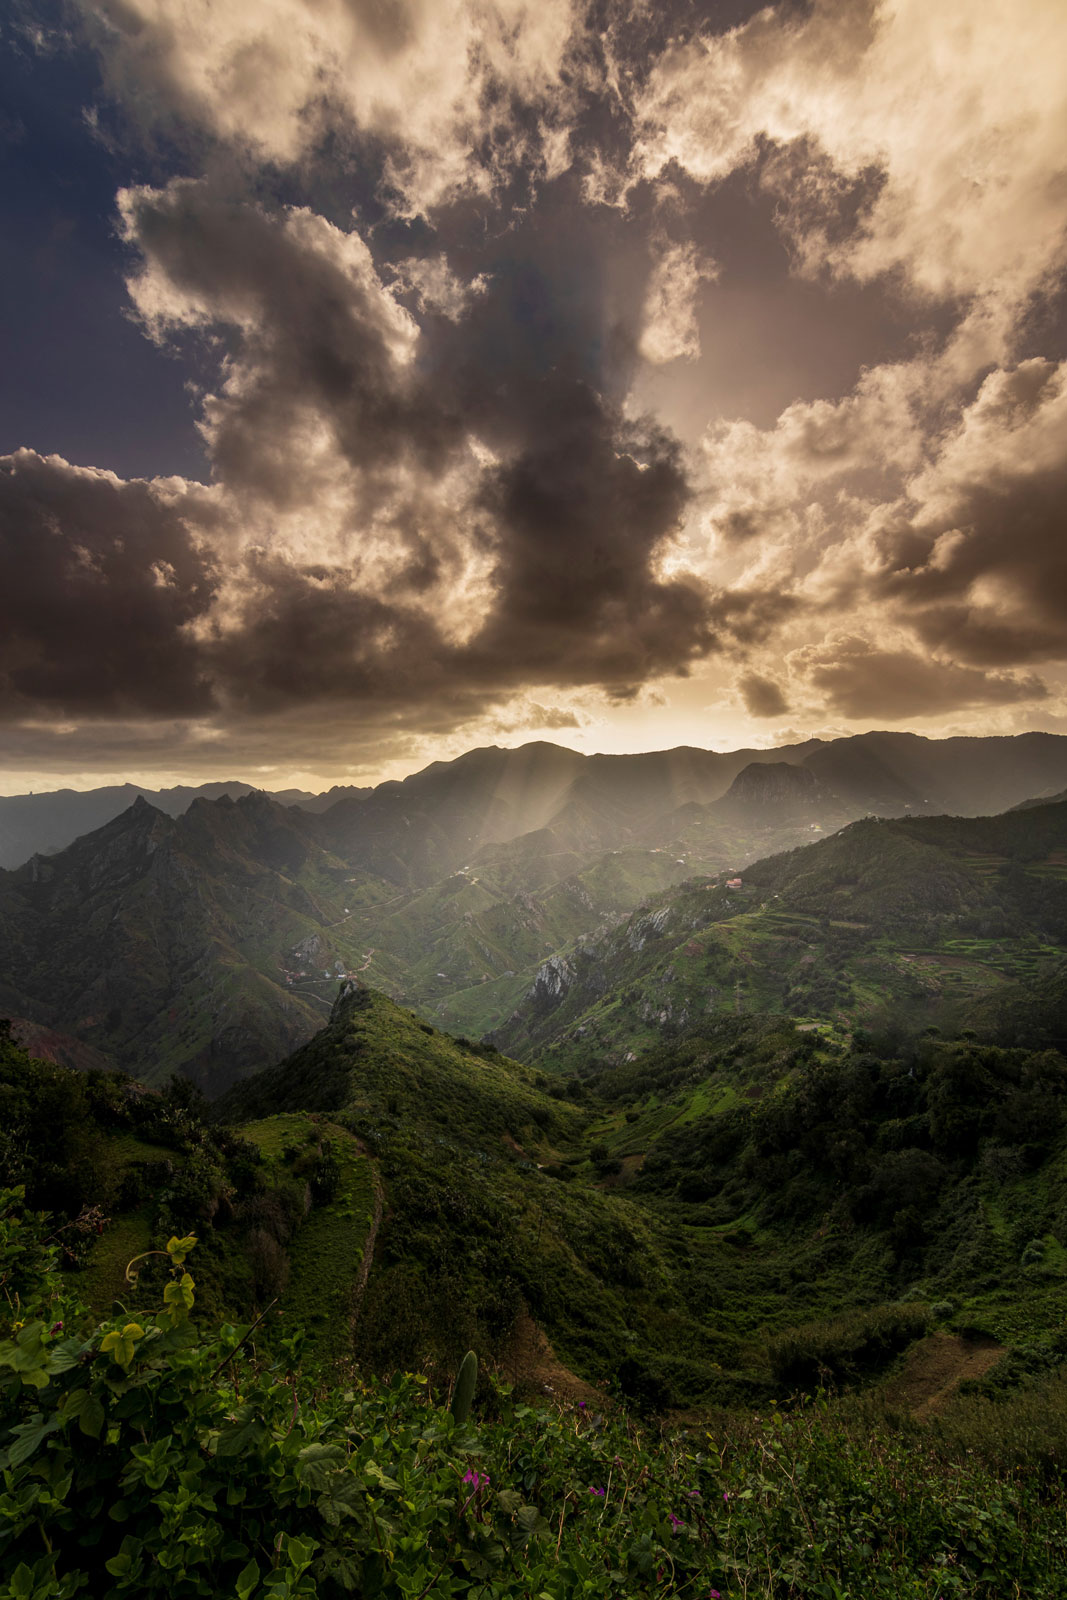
[768,1302,931,1391]
[3,1209,1067,1600]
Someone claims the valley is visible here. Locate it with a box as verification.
[5,733,1067,1596]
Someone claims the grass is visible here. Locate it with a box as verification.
[79,1210,153,1316]
[240,1113,378,1367]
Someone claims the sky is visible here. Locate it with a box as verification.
[1,0,1066,794]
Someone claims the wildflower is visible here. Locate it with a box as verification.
[667,1512,683,1530]
[588,1486,605,1497]
[578,1400,586,1409]
[462,1469,488,1491]
[710,1591,722,1598]
[48,1321,64,1335]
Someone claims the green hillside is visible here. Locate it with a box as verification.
[10,740,1067,1097]
[7,959,1067,1594]
[0,794,400,1093]
[493,801,1067,1069]
[0,1027,374,1348]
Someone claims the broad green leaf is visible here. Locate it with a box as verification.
[296,1441,345,1488]
[216,1413,268,1457]
[44,1337,83,1374]
[5,1413,64,1467]
[317,1477,366,1526]
[236,1558,261,1600]
[64,1387,105,1438]
[79,1396,106,1439]
[516,1504,551,1538]
[8,1564,35,1599]
[363,1460,400,1492]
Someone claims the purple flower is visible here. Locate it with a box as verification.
[578,1400,586,1409]
[462,1469,488,1491]
[667,1512,684,1530]
[710,1591,722,1598]
[588,1486,605,1497]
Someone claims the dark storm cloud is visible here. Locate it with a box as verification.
[122,181,460,507]
[1,161,718,736]
[738,671,790,717]
[793,636,1048,721]
[472,384,707,681]
[105,167,722,714]
[875,454,1067,668]
[193,389,708,712]
[0,450,218,717]
[876,468,1067,665]
[862,361,1067,670]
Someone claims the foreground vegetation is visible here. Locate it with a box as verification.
[3,1206,1067,1599]
[6,952,1067,1594]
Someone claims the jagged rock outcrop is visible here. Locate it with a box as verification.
[529,954,576,1010]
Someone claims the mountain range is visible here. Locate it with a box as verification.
[5,730,1067,1093]
[8,728,1067,873]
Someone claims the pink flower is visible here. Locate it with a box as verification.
[588,1486,605,1497]
[667,1512,683,1530]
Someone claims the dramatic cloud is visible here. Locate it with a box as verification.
[79,0,579,213]
[0,450,220,717]
[0,159,715,746]
[737,672,790,718]
[789,635,1048,721]
[810,361,1067,664]
[633,0,1067,318]
[1,0,1065,783]
[638,241,717,365]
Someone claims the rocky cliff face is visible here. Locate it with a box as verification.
[529,954,576,1010]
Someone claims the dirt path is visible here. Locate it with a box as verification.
[883,1330,1004,1418]
[349,1151,385,1333]
[496,1306,602,1406]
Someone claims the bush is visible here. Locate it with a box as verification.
[3,1207,1067,1600]
[768,1303,931,1391]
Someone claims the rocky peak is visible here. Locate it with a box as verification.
[724,763,821,805]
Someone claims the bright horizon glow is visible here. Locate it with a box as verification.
[3,703,1067,798]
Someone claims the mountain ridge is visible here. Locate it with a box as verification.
[6,733,1067,1094]
[11,728,1067,874]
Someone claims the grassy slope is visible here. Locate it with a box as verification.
[216,982,1067,1417]
[493,803,1067,1069]
[240,1113,378,1368]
